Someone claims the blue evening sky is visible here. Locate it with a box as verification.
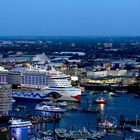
[0,0,140,36]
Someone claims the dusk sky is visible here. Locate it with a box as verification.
[0,0,140,36]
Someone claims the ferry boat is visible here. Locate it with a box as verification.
[11,64,81,101]
[93,97,107,104]
[35,104,65,113]
[9,119,32,128]
[42,101,68,107]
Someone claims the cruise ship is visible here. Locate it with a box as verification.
[10,65,81,101]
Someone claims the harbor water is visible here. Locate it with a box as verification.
[2,90,140,140]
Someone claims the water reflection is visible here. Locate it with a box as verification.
[11,127,29,140]
[99,104,105,111]
[42,123,46,131]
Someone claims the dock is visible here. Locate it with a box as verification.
[55,128,106,140]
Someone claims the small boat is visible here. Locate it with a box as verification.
[131,115,140,133]
[82,108,100,113]
[98,120,117,129]
[55,128,67,138]
[71,105,78,111]
[9,119,32,128]
[35,105,65,113]
[38,130,53,136]
[115,90,127,94]
[110,92,120,97]
[134,94,140,99]
[93,97,107,104]
[97,116,117,129]
[131,128,140,133]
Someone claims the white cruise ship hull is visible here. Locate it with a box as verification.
[12,87,81,101]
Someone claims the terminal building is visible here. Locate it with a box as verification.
[0,67,12,115]
[0,85,12,115]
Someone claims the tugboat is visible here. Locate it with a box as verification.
[93,97,107,104]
